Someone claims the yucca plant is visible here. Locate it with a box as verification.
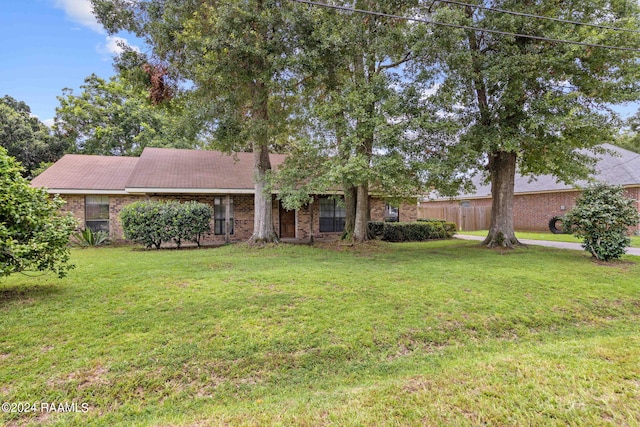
[73,228,110,247]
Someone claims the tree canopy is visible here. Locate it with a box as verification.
[0,95,68,178]
[54,72,197,156]
[274,0,426,242]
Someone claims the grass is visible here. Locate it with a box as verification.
[1,241,640,426]
[461,229,640,247]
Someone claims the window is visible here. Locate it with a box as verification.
[85,196,109,232]
[384,204,399,222]
[319,197,346,233]
[214,197,234,235]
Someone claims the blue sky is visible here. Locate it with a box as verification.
[1,0,637,126]
[0,0,141,124]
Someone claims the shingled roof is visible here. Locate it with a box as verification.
[30,154,139,194]
[430,144,640,200]
[31,148,287,194]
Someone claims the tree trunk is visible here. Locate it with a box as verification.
[482,151,521,248]
[341,184,357,240]
[353,183,370,243]
[250,142,278,244]
[249,80,278,244]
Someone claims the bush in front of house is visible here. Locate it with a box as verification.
[368,220,457,242]
[0,147,77,278]
[172,201,213,247]
[417,218,457,236]
[120,200,212,249]
[565,184,639,261]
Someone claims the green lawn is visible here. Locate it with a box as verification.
[460,229,640,247]
[1,241,640,426]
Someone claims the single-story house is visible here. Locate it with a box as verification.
[31,147,417,243]
[420,144,640,233]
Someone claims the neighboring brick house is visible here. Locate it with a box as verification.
[421,144,640,233]
[31,147,417,243]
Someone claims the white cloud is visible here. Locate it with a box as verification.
[52,0,104,33]
[97,35,136,56]
[51,0,141,60]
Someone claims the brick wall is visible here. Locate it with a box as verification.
[57,193,424,244]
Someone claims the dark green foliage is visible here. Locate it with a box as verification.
[73,228,110,247]
[120,200,212,249]
[368,221,456,242]
[55,74,197,156]
[566,184,640,261]
[368,222,386,239]
[417,218,457,236]
[0,147,77,277]
[0,95,68,178]
[171,201,214,248]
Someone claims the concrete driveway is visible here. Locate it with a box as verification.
[455,234,640,257]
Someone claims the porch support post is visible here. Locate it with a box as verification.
[225,195,231,243]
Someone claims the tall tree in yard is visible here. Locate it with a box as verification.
[419,0,640,248]
[277,0,422,243]
[91,0,299,243]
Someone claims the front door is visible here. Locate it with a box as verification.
[279,203,296,238]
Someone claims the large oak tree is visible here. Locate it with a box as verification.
[276,0,424,243]
[91,0,301,243]
[419,0,640,247]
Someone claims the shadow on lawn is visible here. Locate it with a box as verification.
[0,283,62,306]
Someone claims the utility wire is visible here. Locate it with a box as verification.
[434,0,640,34]
[290,0,640,52]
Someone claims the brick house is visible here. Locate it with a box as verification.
[31,147,417,243]
[420,144,640,233]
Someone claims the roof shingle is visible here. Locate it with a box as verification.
[30,154,139,192]
[125,148,285,191]
[31,148,287,193]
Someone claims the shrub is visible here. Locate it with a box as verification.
[417,218,457,236]
[368,221,385,239]
[565,184,639,261]
[73,228,110,247]
[368,220,456,242]
[120,200,212,249]
[0,147,77,277]
[171,201,213,248]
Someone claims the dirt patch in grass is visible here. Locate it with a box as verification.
[48,365,110,390]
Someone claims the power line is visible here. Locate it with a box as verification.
[289,0,640,52]
[434,0,640,34]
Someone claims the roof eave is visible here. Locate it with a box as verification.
[41,189,129,195]
[124,187,256,195]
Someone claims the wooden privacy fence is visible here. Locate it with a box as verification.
[418,206,492,231]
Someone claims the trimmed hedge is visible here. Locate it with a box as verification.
[368,220,457,242]
[417,218,457,236]
[120,200,213,249]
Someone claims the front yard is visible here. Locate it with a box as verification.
[1,241,639,426]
